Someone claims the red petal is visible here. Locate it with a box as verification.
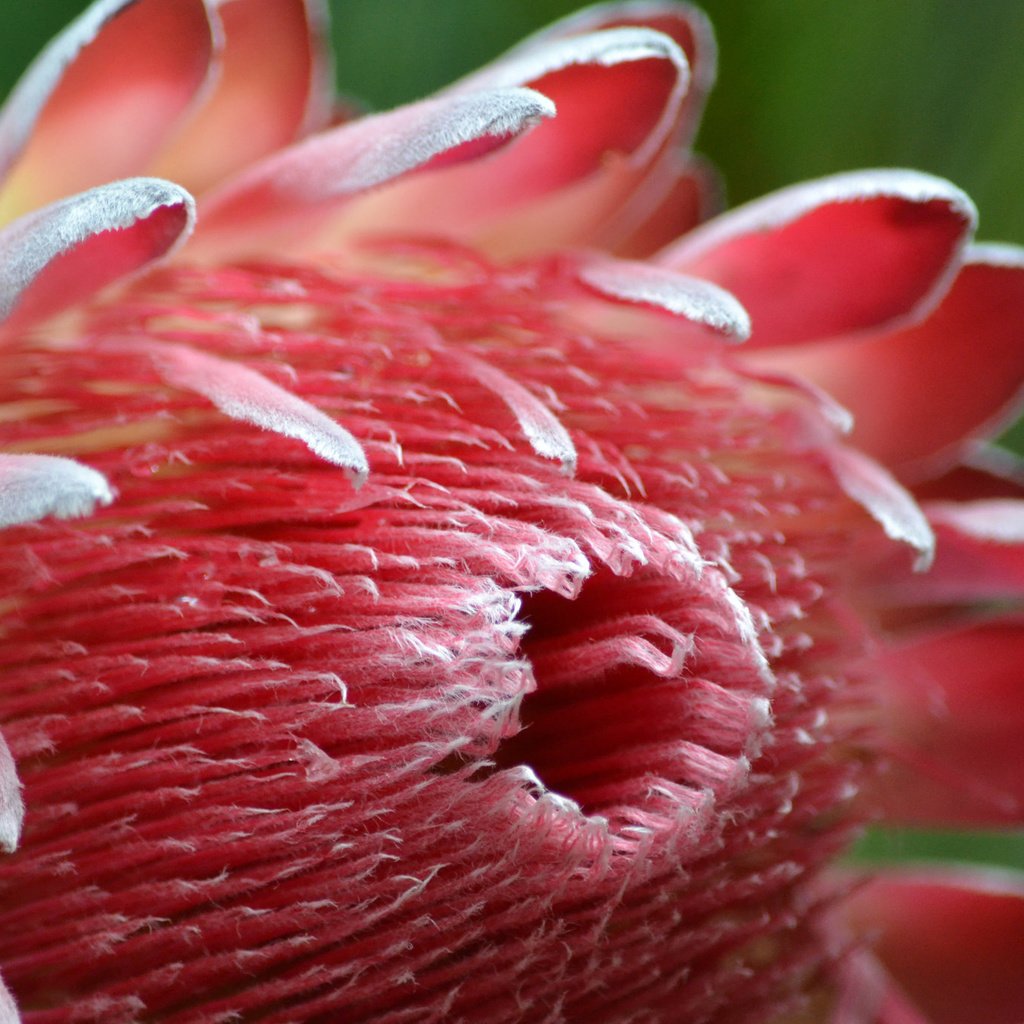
[0,178,194,327]
[872,618,1024,825]
[761,247,1024,478]
[339,28,691,257]
[660,170,976,348]
[845,869,1024,1024]
[508,0,716,146]
[151,0,333,195]
[825,445,934,571]
[0,0,215,221]
[192,88,555,258]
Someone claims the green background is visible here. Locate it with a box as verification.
[3,1,1023,872]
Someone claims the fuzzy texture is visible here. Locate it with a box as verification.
[0,246,875,1023]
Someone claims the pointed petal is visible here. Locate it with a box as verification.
[660,170,976,347]
[0,454,113,529]
[845,869,1024,1024]
[505,0,716,146]
[150,343,369,485]
[870,617,1024,825]
[0,731,24,854]
[762,246,1024,478]
[335,27,692,258]
[192,88,555,257]
[0,178,195,327]
[151,0,334,195]
[0,0,215,221]
[456,353,577,473]
[826,445,934,570]
[576,257,751,340]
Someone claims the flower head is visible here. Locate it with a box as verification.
[0,3,1022,1023]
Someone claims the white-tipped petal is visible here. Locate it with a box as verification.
[459,354,577,474]
[0,178,195,325]
[827,445,934,570]
[661,169,977,347]
[152,343,369,485]
[578,259,751,340]
[195,87,555,254]
[0,453,114,529]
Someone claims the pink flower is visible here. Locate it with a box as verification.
[0,2,1022,1022]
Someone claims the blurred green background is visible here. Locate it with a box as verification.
[3,1,1023,871]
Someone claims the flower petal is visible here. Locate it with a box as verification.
[0,454,113,529]
[826,445,934,570]
[660,170,976,347]
[192,88,555,257]
[760,246,1024,478]
[576,257,751,340]
[149,342,369,485]
[506,0,716,146]
[0,0,215,222]
[0,178,195,327]
[151,0,334,195]
[845,869,1024,1024]
[337,27,692,257]
[870,617,1024,825]
[0,732,24,854]
[0,974,19,1024]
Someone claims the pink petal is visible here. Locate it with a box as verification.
[575,256,751,340]
[505,0,716,146]
[148,342,370,485]
[844,869,1024,1024]
[336,27,692,257]
[757,245,1024,478]
[192,88,555,257]
[455,352,577,473]
[660,170,976,347]
[0,178,195,327]
[0,0,215,219]
[0,454,113,529]
[613,153,723,258]
[0,731,24,854]
[826,445,934,570]
[151,0,334,195]
[872,617,1024,825]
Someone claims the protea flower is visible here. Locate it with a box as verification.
[0,2,1022,1022]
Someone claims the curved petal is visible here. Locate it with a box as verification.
[192,87,555,258]
[760,246,1024,478]
[0,731,24,854]
[334,27,692,257]
[872,617,1024,825]
[0,454,113,530]
[506,0,716,146]
[660,170,976,347]
[575,256,750,340]
[844,869,1024,1024]
[151,0,334,195]
[826,445,934,571]
[148,342,369,485]
[0,178,195,327]
[0,0,216,222]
